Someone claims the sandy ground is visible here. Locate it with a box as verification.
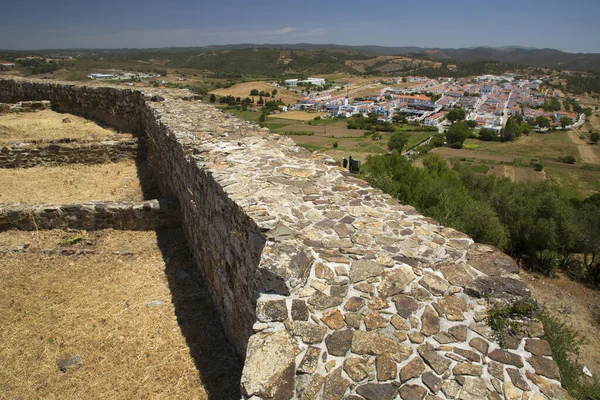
[0,161,147,203]
[0,229,242,400]
[0,109,124,143]
[522,271,600,378]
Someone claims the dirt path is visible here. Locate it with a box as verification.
[568,130,600,165]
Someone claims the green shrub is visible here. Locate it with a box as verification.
[450,142,463,149]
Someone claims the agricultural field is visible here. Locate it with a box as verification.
[432,129,600,199]
[210,81,301,105]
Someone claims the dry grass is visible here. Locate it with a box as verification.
[274,110,328,121]
[210,81,301,105]
[0,109,125,143]
[0,161,144,203]
[0,229,241,400]
[487,165,546,183]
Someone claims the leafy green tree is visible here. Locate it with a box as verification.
[250,89,259,96]
[446,121,471,147]
[387,131,410,153]
[535,116,550,129]
[590,132,600,143]
[501,117,521,142]
[560,117,573,129]
[257,96,264,105]
[272,89,277,96]
[209,93,217,103]
[479,128,498,141]
[447,107,466,123]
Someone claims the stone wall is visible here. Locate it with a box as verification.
[0,138,138,168]
[0,199,180,231]
[0,77,568,400]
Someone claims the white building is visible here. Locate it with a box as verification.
[284,77,326,86]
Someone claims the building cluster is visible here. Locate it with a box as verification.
[287,74,580,130]
[283,77,326,87]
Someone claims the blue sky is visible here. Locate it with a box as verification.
[1,0,599,52]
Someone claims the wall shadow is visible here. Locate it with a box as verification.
[156,227,243,400]
[134,138,161,200]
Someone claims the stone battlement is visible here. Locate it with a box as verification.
[0,77,567,400]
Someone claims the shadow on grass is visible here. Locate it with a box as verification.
[157,228,243,400]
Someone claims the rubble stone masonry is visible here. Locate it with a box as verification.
[0,77,568,400]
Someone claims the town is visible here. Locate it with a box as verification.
[285,74,581,132]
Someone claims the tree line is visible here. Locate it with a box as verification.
[361,152,600,284]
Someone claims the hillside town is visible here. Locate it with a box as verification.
[286,75,581,131]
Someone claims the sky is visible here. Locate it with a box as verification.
[1,0,599,53]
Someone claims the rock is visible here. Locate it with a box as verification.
[241,331,300,399]
[151,95,165,102]
[453,347,480,363]
[433,331,456,344]
[345,313,362,329]
[376,355,397,381]
[417,343,451,375]
[350,259,384,283]
[453,362,483,376]
[422,371,443,393]
[365,311,388,330]
[393,294,419,319]
[421,305,441,336]
[506,368,530,391]
[525,339,552,356]
[322,367,349,400]
[399,384,428,400]
[438,295,468,321]
[356,383,399,400]
[256,297,288,322]
[400,357,425,382]
[469,337,489,355]
[344,296,365,312]
[144,299,165,307]
[590,303,600,324]
[307,292,343,310]
[502,381,520,400]
[352,331,412,361]
[466,243,519,276]
[488,349,523,367]
[408,331,425,344]
[62,117,72,123]
[293,321,326,344]
[378,265,416,297]
[58,356,83,372]
[487,361,505,381]
[526,371,569,400]
[439,263,475,286]
[343,357,371,382]
[300,374,325,400]
[298,347,321,374]
[391,314,409,331]
[458,377,488,400]
[330,284,348,298]
[442,380,460,399]
[420,272,450,296]
[468,322,496,341]
[292,299,309,321]
[321,309,345,330]
[325,329,353,356]
[464,276,530,299]
[449,325,468,342]
[528,355,561,380]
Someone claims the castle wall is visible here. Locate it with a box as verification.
[0,77,567,400]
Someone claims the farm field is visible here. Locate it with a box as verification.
[432,130,600,199]
[210,81,301,105]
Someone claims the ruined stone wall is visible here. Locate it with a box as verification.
[0,77,567,400]
[0,138,138,168]
[0,199,180,231]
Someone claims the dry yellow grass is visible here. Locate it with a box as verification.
[0,160,145,203]
[0,109,125,143]
[0,229,242,399]
[210,81,301,105]
[273,110,328,121]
